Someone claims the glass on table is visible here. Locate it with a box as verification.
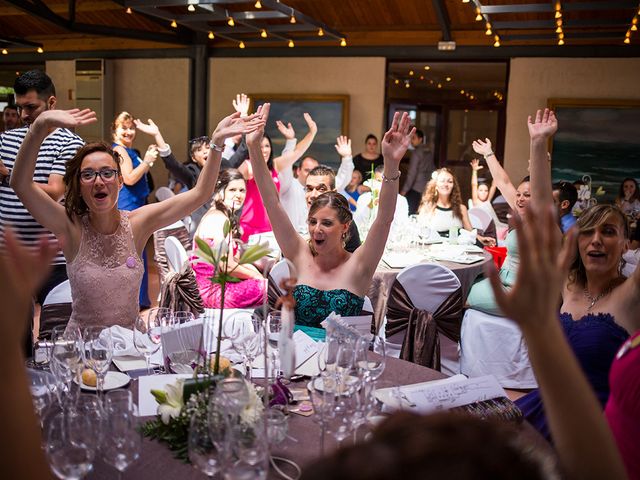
[226,422,269,480]
[189,412,222,478]
[81,326,114,395]
[102,390,140,479]
[28,368,55,420]
[45,410,95,480]
[50,326,83,403]
[133,314,162,375]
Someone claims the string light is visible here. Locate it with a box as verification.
[419,75,424,80]
[469,94,475,100]
[288,39,294,47]
[632,17,638,31]
[556,26,562,33]
[260,29,267,38]
[255,0,262,8]
[1,49,8,55]
[187,4,195,12]
[125,7,132,14]
[170,19,177,28]
[405,81,410,89]
[437,83,442,89]
[318,28,324,36]
[626,30,631,38]
[475,8,482,21]
[37,47,44,53]
[485,22,492,35]
[624,37,631,44]
[493,35,500,47]
[558,38,565,45]
[290,11,296,24]
[460,89,465,94]
[340,38,347,47]
[208,31,215,39]
[239,41,245,49]
[424,65,430,70]
[394,79,400,85]
[227,17,235,26]
[558,32,564,39]
[409,70,414,76]
[446,76,452,82]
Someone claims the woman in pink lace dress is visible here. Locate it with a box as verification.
[191,169,266,308]
[10,108,264,331]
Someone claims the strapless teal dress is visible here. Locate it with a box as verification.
[292,284,365,328]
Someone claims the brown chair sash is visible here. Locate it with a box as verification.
[385,279,463,370]
[39,303,73,340]
[160,263,205,316]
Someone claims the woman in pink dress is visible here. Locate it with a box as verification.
[191,169,266,308]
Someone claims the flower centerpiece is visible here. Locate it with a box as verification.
[141,219,271,461]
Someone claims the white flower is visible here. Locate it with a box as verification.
[239,381,264,427]
[156,379,185,425]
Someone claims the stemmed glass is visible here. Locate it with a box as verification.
[50,326,83,405]
[102,390,140,479]
[267,311,281,380]
[189,412,222,478]
[230,314,264,381]
[133,314,162,375]
[317,336,340,378]
[45,411,95,480]
[82,327,113,395]
[308,375,335,456]
[28,368,55,422]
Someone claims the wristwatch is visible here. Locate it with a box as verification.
[209,139,224,152]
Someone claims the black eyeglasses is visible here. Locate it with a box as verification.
[79,169,118,184]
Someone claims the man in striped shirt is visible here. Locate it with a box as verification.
[0,70,84,307]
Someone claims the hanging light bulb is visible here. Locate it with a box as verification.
[340,38,347,47]
[493,35,500,47]
[37,47,44,53]
[558,32,564,39]
[460,89,465,94]
[424,65,430,70]
[632,17,638,31]
[187,4,195,12]
[446,76,452,82]
[1,49,8,55]
[470,94,475,100]
[290,11,296,24]
[419,75,424,80]
[126,7,132,14]
[260,29,267,38]
[437,83,442,89]
[405,81,410,89]
[485,23,492,35]
[239,41,245,49]
[555,10,562,19]
[255,0,262,8]
[208,31,215,39]
[556,26,562,33]
[409,70,414,76]
[462,0,470,3]
[558,37,564,45]
[394,79,400,85]
[475,8,482,21]
[624,37,631,44]
[170,19,178,28]
[288,39,294,48]
[318,28,324,36]
[227,17,235,26]
[626,30,631,38]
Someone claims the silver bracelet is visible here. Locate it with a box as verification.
[209,139,223,152]
[382,170,401,182]
[483,151,495,159]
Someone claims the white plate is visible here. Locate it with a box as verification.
[76,371,130,391]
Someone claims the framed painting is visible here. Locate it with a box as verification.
[548,98,640,205]
[251,94,349,170]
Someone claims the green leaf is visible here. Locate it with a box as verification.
[195,236,213,257]
[238,243,270,265]
[222,219,231,238]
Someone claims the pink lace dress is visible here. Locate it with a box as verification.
[190,238,266,309]
[66,211,143,332]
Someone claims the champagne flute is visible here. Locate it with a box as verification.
[82,327,113,396]
[133,314,161,375]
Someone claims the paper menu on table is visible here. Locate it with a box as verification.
[376,375,506,414]
[249,329,319,378]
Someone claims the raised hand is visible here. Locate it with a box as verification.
[245,103,269,147]
[487,205,575,330]
[134,118,160,136]
[472,138,493,157]
[232,93,250,117]
[528,108,558,141]
[335,135,352,157]
[36,108,97,131]
[275,120,295,140]
[303,112,318,135]
[470,158,483,172]
[144,145,158,163]
[381,112,414,166]
[212,111,265,145]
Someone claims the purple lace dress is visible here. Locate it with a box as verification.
[516,312,629,441]
[66,211,143,332]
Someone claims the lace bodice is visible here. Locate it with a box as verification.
[66,211,143,331]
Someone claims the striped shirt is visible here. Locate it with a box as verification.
[0,126,84,265]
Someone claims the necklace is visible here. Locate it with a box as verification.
[583,285,612,311]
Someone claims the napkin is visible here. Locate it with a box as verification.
[457,228,478,245]
[107,325,163,365]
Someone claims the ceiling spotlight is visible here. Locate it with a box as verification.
[624,37,631,44]
[1,49,7,55]
[340,38,347,47]
[227,17,235,26]
[170,19,178,28]
[187,4,195,12]
[318,28,324,36]
[288,39,294,47]
[260,29,267,38]
[37,47,44,53]
[558,38,565,45]
[126,7,132,14]
[255,0,262,7]
[239,41,245,49]
[475,8,482,21]
[208,31,215,39]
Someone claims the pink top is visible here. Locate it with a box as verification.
[605,331,640,479]
[66,211,143,332]
[239,169,280,242]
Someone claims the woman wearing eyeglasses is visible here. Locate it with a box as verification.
[10,108,264,333]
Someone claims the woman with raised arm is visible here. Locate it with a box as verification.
[247,104,413,328]
[469,158,505,230]
[10,108,263,332]
[418,167,496,246]
[237,110,317,242]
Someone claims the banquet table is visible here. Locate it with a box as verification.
[87,355,553,479]
[368,246,492,332]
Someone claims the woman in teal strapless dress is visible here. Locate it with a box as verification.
[247,105,414,328]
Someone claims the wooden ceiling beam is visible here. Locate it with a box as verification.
[494,19,630,29]
[481,1,637,14]
[432,0,452,41]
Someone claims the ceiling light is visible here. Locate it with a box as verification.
[227,17,235,26]
[36,47,44,53]
[288,39,294,47]
[1,49,7,55]
[255,0,262,7]
[290,13,296,24]
[556,26,562,33]
[446,76,452,81]
[475,8,482,21]
[558,38,564,45]
[239,41,245,49]
[170,19,178,28]
[460,89,465,94]
[424,65,430,70]
[470,95,475,100]
[409,70,414,76]
[318,28,324,36]
[260,29,267,38]
[624,37,631,44]
[394,79,400,85]
[437,83,442,89]
[126,7,132,14]
[208,31,215,39]
[340,38,347,47]
[462,0,470,3]
[555,10,562,19]
[187,4,195,12]
[405,82,410,89]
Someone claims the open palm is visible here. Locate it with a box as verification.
[39,108,97,130]
[528,108,558,140]
[246,103,269,146]
[381,112,414,166]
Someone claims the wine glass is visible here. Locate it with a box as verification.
[189,412,222,478]
[217,378,250,416]
[231,314,264,381]
[45,411,95,480]
[227,424,269,480]
[133,314,162,375]
[28,368,54,421]
[267,311,282,379]
[317,336,340,378]
[50,326,83,404]
[355,336,386,382]
[102,390,140,479]
[81,327,113,396]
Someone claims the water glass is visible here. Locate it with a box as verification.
[50,326,83,401]
[102,391,140,478]
[28,368,54,420]
[189,412,221,478]
[133,314,162,375]
[225,423,268,480]
[45,411,95,480]
[82,327,114,395]
[266,408,289,446]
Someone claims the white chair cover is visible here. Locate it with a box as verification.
[155,187,191,231]
[43,280,72,306]
[460,308,538,389]
[155,186,175,202]
[165,236,189,273]
[468,207,493,232]
[384,263,461,375]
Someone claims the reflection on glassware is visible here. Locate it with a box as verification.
[46,411,95,480]
[189,412,221,478]
[82,327,113,396]
[133,315,162,375]
[102,390,140,478]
